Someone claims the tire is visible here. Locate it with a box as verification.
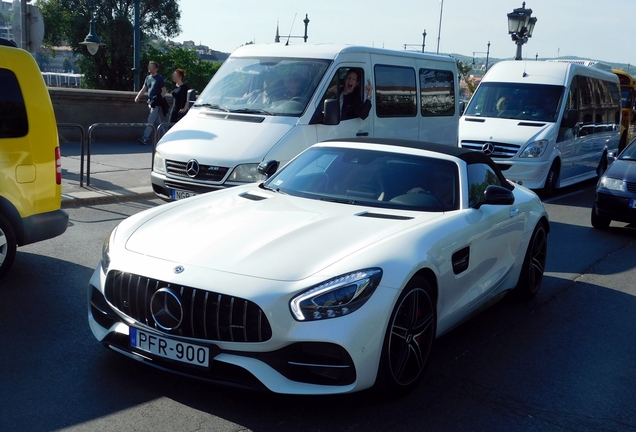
[0,213,17,279]
[596,153,608,178]
[619,134,627,155]
[541,161,559,198]
[513,221,548,300]
[591,205,611,230]
[376,277,436,395]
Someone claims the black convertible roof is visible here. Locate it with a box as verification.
[321,138,513,189]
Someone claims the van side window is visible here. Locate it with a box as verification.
[420,69,455,116]
[374,65,417,117]
[577,76,621,137]
[319,67,364,113]
[0,68,28,138]
[467,163,501,208]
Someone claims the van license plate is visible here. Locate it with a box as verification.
[172,189,196,200]
[130,327,209,367]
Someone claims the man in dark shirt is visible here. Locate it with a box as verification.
[340,69,373,120]
[135,61,167,145]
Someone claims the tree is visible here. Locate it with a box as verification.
[455,59,477,97]
[35,0,181,90]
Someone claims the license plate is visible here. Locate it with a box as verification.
[171,189,196,200]
[130,327,209,367]
[630,199,636,209]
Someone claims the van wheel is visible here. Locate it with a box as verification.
[376,277,436,395]
[0,214,17,278]
[541,161,559,197]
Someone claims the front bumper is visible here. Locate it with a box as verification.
[21,209,68,246]
[594,190,636,225]
[150,171,225,201]
[493,160,551,190]
[87,262,394,394]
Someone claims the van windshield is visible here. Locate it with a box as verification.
[195,57,331,117]
[465,82,564,123]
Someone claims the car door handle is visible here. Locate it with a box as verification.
[509,208,520,217]
[356,132,369,137]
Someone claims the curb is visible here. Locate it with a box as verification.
[61,186,157,208]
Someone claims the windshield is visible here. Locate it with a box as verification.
[265,147,459,212]
[619,139,636,160]
[195,57,331,117]
[465,82,565,122]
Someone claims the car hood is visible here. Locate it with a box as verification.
[155,110,296,167]
[124,188,442,281]
[605,159,636,181]
[459,116,554,147]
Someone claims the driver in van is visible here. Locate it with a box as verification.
[284,73,305,99]
[341,69,373,120]
[240,74,283,106]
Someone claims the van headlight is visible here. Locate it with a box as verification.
[290,269,383,321]
[153,152,165,173]
[519,140,549,158]
[228,163,266,182]
[102,227,117,274]
[599,176,624,192]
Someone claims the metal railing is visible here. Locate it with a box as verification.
[86,122,156,186]
[57,123,86,187]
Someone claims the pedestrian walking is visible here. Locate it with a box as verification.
[169,68,191,123]
[134,61,166,145]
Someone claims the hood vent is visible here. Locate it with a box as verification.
[239,192,268,201]
[517,121,546,127]
[357,212,413,220]
[198,112,265,123]
[464,117,485,123]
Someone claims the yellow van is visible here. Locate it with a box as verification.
[0,39,68,277]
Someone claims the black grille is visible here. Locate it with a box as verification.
[626,182,636,193]
[104,271,272,343]
[460,141,521,158]
[166,160,229,182]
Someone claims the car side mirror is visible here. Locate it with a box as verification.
[323,99,341,126]
[477,185,515,208]
[459,101,466,116]
[562,109,579,128]
[257,160,280,178]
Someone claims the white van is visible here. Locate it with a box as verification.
[151,44,459,200]
[459,60,621,194]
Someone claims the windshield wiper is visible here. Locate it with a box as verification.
[193,103,229,112]
[319,197,358,205]
[230,108,274,115]
[258,183,287,194]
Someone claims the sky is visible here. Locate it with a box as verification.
[177,0,636,66]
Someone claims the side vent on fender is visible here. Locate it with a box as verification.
[452,246,470,275]
[239,192,268,201]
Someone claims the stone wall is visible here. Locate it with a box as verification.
[49,87,173,143]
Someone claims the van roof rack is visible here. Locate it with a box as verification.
[547,59,612,72]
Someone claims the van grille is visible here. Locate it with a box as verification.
[166,160,229,182]
[460,141,521,159]
[104,271,272,343]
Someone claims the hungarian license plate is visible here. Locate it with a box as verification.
[130,327,209,367]
[171,189,196,200]
[629,199,636,209]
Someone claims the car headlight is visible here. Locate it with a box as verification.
[599,176,624,191]
[290,269,383,321]
[102,227,117,274]
[153,151,165,173]
[519,140,549,158]
[228,163,266,183]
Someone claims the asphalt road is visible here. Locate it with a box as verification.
[1,182,635,432]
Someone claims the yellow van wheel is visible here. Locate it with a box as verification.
[0,214,17,278]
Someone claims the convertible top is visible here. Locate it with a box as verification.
[321,138,513,190]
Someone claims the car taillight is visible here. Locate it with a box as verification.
[55,147,62,185]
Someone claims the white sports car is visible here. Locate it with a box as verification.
[88,139,549,395]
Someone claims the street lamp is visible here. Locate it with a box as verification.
[79,18,105,55]
[507,2,537,60]
[472,41,491,72]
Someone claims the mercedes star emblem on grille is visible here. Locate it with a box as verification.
[482,142,495,156]
[185,159,200,177]
[174,265,185,274]
[150,288,183,330]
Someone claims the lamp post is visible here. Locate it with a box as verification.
[79,17,105,55]
[507,2,537,60]
[472,41,491,72]
[436,0,444,54]
[133,0,141,92]
[403,30,427,53]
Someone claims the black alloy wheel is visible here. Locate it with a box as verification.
[377,278,436,394]
[514,221,548,300]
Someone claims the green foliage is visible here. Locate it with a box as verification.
[455,58,477,96]
[35,0,181,90]
[35,51,51,70]
[142,46,221,93]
